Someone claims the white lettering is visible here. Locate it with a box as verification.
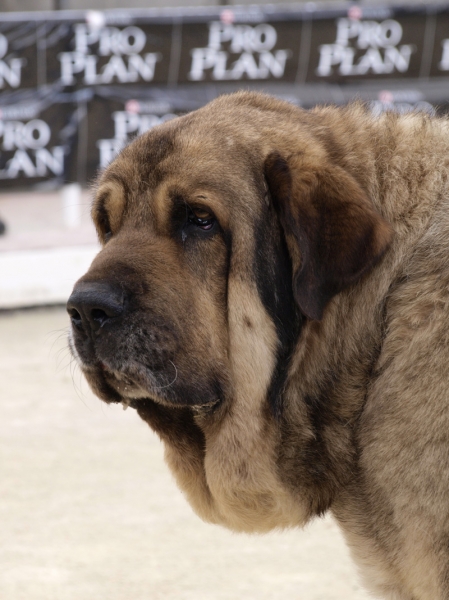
[2,122,22,150]
[317,42,414,76]
[0,58,26,89]
[59,51,159,85]
[250,24,277,52]
[74,24,147,56]
[97,26,120,55]
[228,51,259,79]
[98,55,129,83]
[3,149,37,178]
[2,119,51,150]
[208,22,234,51]
[58,52,87,86]
[335,18,403,49]
[258,50,291,78]
[384,45,414,73]
[231,24,277,53]
[335,19,363,46]
[354,47,386,74]
[112,111,141,140]
[0,117,63,179]
[127,53,160,82]
[189,47,289,81]
[119,27,146,54]
[22,120,51,150]
[97,139,124,169]
[229,25,253,53]
[377,20,403,48]
[189,48,223,81]
[208,22,277,53]
[74,24,100,54]
[97,25,147,56]
[83,55,99,84]
[35,146,64,176]
[316,44,349,77]
[439,39,449,71]
[0,146,64,179]
[190,21,287,81]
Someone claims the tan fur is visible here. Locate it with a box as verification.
[201,280,307,531]
[68,92,449,600]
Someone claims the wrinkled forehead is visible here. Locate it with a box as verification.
[93,116,264,230]
[96,122,178,200]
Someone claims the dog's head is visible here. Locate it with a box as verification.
[68,92,392,531]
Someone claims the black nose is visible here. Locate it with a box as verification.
[67,281,125,333]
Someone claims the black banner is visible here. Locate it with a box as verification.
[53,21,173,87]
[306,12,427,83]
[0,4,449,189]
[0,21,42,91]
[178,19,303,84]
[24,5,449,90]
[0,88,79,189]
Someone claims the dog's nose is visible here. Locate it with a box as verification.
[67,281,125,333]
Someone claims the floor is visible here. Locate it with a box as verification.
[0,307,371,600]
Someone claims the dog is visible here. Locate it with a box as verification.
[67,91,449,599]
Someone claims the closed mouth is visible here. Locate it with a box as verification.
[86,357,157,401]
[70,329,223,413]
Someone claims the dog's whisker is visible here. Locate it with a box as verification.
[47,328,71,359]
[68,355,90,409]
[154,360,178,390]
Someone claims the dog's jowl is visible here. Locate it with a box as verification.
[67,91,449,600]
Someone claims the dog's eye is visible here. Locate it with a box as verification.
[100,224,112,244]
[188,207,215,231]
[95,207,113,244]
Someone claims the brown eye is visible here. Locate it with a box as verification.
[95,204,113,243]
[188,207,215,231]
[100,219,112,242]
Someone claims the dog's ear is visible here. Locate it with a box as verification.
[264,151,393,320]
